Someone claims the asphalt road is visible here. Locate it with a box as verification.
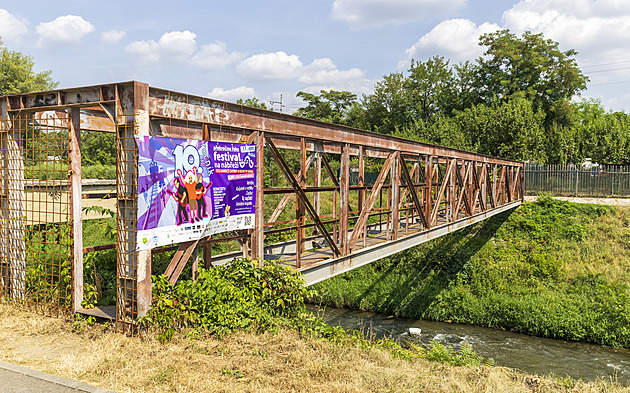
[0,361,114,393]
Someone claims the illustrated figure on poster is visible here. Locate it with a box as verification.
[195,173,212,218]
[168,177,189,225]
[182,167,199,223]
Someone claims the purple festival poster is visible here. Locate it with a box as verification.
[135,136,256,250]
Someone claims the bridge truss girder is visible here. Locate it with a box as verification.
[0,81,524,332]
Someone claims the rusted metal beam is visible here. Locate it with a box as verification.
[296,138,307,267]
[347,153,395,250]
[252,131,265,262]
[267,152,318,227]
[69,108,84,312]
[1,82,522,165]
[390,152,400,241]
[454,161,474,218]
[165,239,200,285]
[266,137,340,257]
[340,143,350,255]
[301,200,522,286]
[399,156,429,229]
[430,159,455,225]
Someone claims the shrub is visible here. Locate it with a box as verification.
[140,258,311,341]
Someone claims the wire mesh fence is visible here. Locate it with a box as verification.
[0,112,73,316]
[116,114,139,334]
[525,162,630,197]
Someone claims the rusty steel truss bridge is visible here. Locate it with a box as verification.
[0,81,523,332]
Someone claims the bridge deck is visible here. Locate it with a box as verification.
[258,200,521,285]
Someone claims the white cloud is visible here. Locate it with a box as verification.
[100,30,126,44]
[127,31,196,63]
[0,9,28,43]
[36,15,95,48]
[157,30,197,61]
[127,31,243,70]
[236,52,371,93]
[299,67,366,86]
[237,52,304,80]
[502,0,630,59]
[300,58,372,94]
[400,19,500,68]
[331,0,467,29]
[126,39,160,63]
[191,41,244,70]
[128,30,197,63]
[207,86,257,102]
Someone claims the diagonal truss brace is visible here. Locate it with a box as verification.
[266,137,341,258]
[347,152,396,250]
[164,239,201,285]
[430,159,456,225]
[454,161,474,218]
[399,156,430,229]
[320,153,354,214]
[268,152,318,224]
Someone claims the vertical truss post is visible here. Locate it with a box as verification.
[68,108,84,312]
[313,150,322,225]
[414,159,421,228]
[492,164,498,207]
[520,164,525,200]
[5,113,25,300]
[252,131,265,263]
[391,152,400,241]
[339,143,350,256]
[358,146,366,246]
[425,156,433,227]
[449,159,456,222]
[0,104,9,297]
[296,138,306,267]
[135,89,152,320]
[481,163,487,211]
[468,161,477,215]
[115,82,152,331]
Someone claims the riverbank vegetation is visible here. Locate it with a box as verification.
[312,197,630,348]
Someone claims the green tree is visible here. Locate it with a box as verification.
[475,30,588,116]
[457,97,546,162]
[295,90,359,126]
[405,56,457,122]
[362,72,408,133]
[236,97,268,110]
[0,39,57,95]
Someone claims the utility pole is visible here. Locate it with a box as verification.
[270,94,285,113]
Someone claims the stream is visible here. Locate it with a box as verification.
[309,305,630,384]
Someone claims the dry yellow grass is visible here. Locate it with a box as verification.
[0,304,627,393]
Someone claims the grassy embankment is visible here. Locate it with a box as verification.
[2,300,628,392]
[312,196,630,348]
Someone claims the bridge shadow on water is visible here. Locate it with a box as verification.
[342,209,516,320]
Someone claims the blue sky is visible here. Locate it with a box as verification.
[2,0,630,113]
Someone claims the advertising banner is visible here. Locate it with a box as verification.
[135,136,256,250]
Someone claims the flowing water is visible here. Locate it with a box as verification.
[310,305,630,384]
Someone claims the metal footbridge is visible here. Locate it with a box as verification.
[0,82,523,330]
